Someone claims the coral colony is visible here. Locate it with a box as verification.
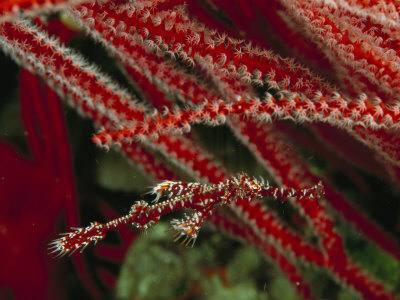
[1,0,400,299]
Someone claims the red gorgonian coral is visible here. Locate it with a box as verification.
[1,0,400,299]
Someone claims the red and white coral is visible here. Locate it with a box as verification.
[1,1,400,299]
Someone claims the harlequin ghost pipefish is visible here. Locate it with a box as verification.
[49,174,324,255]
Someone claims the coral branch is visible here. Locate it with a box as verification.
[0,0,92,23]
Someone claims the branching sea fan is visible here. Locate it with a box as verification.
[1,0,400,299]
